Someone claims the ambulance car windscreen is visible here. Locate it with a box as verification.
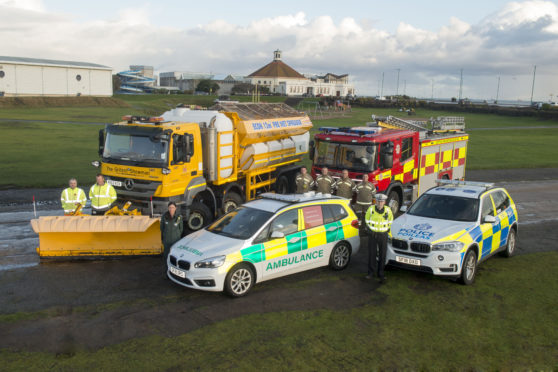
[314,140,377,172]
[407,194,479,222]
[207,207,273,240]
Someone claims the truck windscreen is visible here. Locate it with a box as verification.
[314,140,377,172]
[103,127,169,166]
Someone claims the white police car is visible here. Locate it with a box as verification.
[387,180,518,284]
[167,193,361,297]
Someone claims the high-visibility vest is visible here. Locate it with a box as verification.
[365,205,394,233]
[60,187,87,213]
[89,183,117,210]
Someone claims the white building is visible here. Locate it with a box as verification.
[247,50,355,97]
[0,56,112,97]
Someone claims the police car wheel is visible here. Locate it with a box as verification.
[459,250,477,285]
[222,192,243,214]
[224,263,255,297]
[329,242,351,270]
[387,191,400,214]
[500,228,516,258]
[187,202,212,232]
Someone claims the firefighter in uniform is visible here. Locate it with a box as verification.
[364,193,394,284]
[60,178,87,215]
[315,167,334,194]
[89,174,117,215]
[295,166,315,194]
[334,169,356,199]
[355,174,376,218]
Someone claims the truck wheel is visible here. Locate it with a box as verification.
[275,175,289,194]
[458,249,477,285]
[387,190,400,215]
[187,202,212,232]
[224,263,255,297]
[500,228,516,257]
[222,192,243,214]
[329,242,351,270]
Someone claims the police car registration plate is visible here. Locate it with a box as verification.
[396,256,421,266]
[169,266,186,278]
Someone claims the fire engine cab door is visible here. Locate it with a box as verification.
[418,143,440,194]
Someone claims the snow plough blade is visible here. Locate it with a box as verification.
[30,215,162,258]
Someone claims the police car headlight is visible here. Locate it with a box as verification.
[194,255,226,268]
[432,241,464,252]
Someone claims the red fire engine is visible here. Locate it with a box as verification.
[310,116,468,213]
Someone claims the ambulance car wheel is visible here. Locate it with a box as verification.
[459,249,477,285]
[500,228,516,258]
[222,192,243,214]
[187,202,212,232]
[329,242,351,270]
[225,263,255,297]
[276,176,289,194]
[387,190,400,215]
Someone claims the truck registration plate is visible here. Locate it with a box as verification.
[169,266,186,278]
[396,256,421,266]
[107,180,122,187]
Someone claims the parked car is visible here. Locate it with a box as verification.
[168,193,361,296]
[387,180,518,285]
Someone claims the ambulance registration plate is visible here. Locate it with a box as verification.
[169,266,186,278]
[396,256,421,266]
[107,179,122,187]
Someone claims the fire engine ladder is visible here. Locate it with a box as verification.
[380,116,429,133]
[430,117,465,132]
[245,167,276,201]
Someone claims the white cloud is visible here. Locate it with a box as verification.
[1,1,558,99]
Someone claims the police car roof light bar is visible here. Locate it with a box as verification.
[436,179,494,189]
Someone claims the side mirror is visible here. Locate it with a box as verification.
[309,140,315,161]
[271,231,285,239]
[483,215,496,224]
[98,129,105,156]
[400,205,408,213]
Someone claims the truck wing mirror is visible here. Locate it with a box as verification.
[98,129,105,156]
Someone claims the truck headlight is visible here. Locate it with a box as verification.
[432,241,464,252]
[194,255,226,268]
[162,168,171,175]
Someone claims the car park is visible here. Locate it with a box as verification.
[167,192,361,296]
[386,180,518,284]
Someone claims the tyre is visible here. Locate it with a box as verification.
[224,263,255,297]
[186,202,212,232]
[275,175,289,194]
[329,242,351,270]
[222,192,243,214]
[500,228,516,257]
[387,190,400,215]
[458,249,477,285]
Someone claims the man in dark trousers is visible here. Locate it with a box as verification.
[161,202,183,277]
[364,193,394,284]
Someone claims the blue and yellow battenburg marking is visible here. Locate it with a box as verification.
[431,190,518,265]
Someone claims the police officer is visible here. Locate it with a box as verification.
[295,166,314,194]
[334,169,356,199]
[355,174,376,218]
[161,201,183,277]
[60,178,87,215]
[364,193,394,284]
[89,174,117,215]
[315,167,334,194]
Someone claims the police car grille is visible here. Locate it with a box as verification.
[178,260,190,270]
[392,239,408,250]
[169,255,177,266]
[410,243,431,254]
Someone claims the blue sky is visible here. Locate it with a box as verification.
[2,0,558,100]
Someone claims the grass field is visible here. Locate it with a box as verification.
[1,95,558,188]
[2,251,557,371]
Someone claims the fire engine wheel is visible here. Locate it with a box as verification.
[387,190,400,214]
[276,175,289,194]
[187,202,212,232]
[222,192,243,214]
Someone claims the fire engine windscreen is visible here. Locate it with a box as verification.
[314,141,377,172]
[103,126,169,166]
